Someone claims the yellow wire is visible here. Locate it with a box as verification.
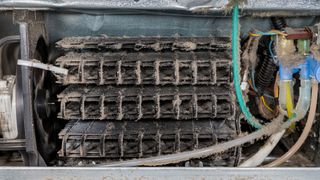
[269,29,287,36]
[284,81,294,118]
[260,96,274,112]
[248,79,275,112]
[249,32,262,37]
[248,30,287,37]
[284,81,296,131]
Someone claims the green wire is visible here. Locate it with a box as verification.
[232,2,263,129]
[231,1,298,129]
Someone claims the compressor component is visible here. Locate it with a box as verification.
[0,75,18,139]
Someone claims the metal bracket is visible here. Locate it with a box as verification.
[18,21,46,166]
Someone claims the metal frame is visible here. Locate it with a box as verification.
[15,11,48,166]
[0,0,320,16]
[18,21,43,166]
[0,2,319,177]
[0,167,318,180]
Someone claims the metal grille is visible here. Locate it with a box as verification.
[59,119,237,162]
[56,36,231,51]
[58,86,234,120]
[55,36,239,166]
[55,51,231,85]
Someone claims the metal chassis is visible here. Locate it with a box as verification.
[0,167,319,180]
[0,11,47,166]
[0,1,319,179]
[0,0,320,16]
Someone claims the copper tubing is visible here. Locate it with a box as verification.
[264,82,318,167]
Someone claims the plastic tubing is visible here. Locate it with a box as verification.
[294,80,311,119]
[231,1,263,129]
[279,79,311,119]
[284,81,294,118]
[239,130,285,167]
[102,114,301,167]
[264,81,318,167]
[279,80,292,116]
[239,80,311,167]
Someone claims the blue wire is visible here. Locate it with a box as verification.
[263,93,275,99]
[251,70,258,92]
[255,31,277,36]
[251,69,274,99]
[269,40,277,64]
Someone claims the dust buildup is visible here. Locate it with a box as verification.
[248,36,261,68]
[56,36,238,166]
[59,119,238,166]
[56,36,231,52]
[58,86,233,121]
[55,51,231,85]
[173,42,197,51]
[311,44,320,61]
[276,37,304,67]
[225,0,248,13]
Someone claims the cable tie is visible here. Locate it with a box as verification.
[17,59,68,75]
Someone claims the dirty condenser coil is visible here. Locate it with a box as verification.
[54,36,240,166]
